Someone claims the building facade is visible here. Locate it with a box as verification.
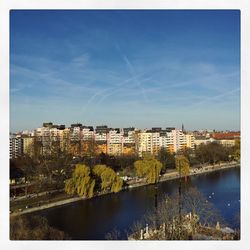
[10,123,197,158]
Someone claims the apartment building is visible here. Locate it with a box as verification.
[9,134,23,159]
[137,128,194,156]
[107,128,123,155]
[22,136,34,156]
[82,126,94,141]
[122,128,136,155]
[10,123,196,158]
[70,123,82,142]
[137,131,153,156]
[185,134,195,149]
[172,129,187,152]
[218,139,236,147]
[160,131,175,153]
[95,125,109,143]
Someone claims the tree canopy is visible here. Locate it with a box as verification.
[10,215,69,240]
[93,164,123,193]
[65,164,95,198]
[157,148,175,171]
[175,155,190,177]
[232,139,240,161]
[134,155,163,184]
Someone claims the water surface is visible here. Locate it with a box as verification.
[37,167,240,239]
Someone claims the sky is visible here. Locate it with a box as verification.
[10,10,240,132]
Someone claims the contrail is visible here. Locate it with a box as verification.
[122,54,149,103]
[115,43,149,103]
[183,87,240,110]
[81,73,145,112]
[96,76,152,105]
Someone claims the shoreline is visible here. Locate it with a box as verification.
[10,162,240,217]
[128,162,240,189]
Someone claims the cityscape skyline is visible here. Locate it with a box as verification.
[10,121,239,134]
[10,10,240,132]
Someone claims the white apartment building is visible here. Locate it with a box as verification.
[95,133,107,142]
[123,130,135,144]
[9,134,23,159]
[138,131,153,156]
[171,129,187,152]
[11,124,196,158]
[82,128,94,141]
[70,126,81,141]
[22,136,34,156]
[152,132,161,154]
[137,129,194,156]
[218,139,236,147]
[106,129,123,155]
[186,134,195,149]
[160,132,174,152]
[107,129,123,144]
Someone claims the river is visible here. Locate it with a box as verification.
[36,167,240,240]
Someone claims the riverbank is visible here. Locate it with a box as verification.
[127,161,240,189]
[10,162,239,217]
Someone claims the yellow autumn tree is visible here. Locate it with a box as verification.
[134,155,163,184]
[65,164,95,198]
[93,165,123,193]
[175,155,190,181]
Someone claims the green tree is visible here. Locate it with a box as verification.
[232,139,240,161]
[157,148,175,171]
[195,143,209,165]
[195,142,229,165]
[134,155,163,184]
[65,164,95,198]
[93,164,123,193]
[175,155,190,180]
[207,142,226,164]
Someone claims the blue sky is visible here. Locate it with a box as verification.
[10,10,240,132]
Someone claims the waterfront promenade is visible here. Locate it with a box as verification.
[127,161,239,188]
[10,162,239,217]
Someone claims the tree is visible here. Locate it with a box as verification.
[157,148,175,171]
[195,142,229,165]
[65,164,95,198]
[83,139,98,157]
[10,215,70,240]
[206,142,226,164]
[182,187,222,226]
[232,139,240,162]
[175,155,190,180]
[134,155,163,184]
[68,140,83,157]
[10,159,24,181]
[195,143,209,165]
[33,139,73,191]
[129,188,223,240]
[93,164,123,193]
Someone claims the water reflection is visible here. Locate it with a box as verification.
[37,167,240,239]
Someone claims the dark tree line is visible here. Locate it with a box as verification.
[195,141,239,165]
[10,215,70,240]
